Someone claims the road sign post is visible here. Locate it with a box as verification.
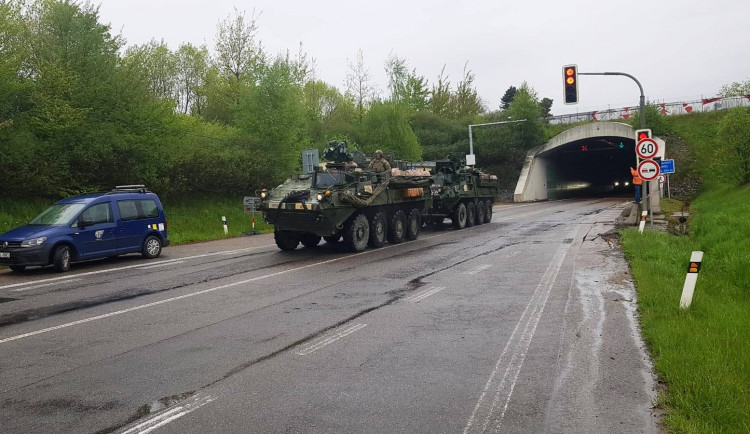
[243,196,262,235]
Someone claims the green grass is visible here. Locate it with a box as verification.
[0,196,273,246]
[622,183,750,433]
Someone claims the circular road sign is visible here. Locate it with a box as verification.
[638,159,661,181]
[636,138,659,159]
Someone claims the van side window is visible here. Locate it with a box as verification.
[80,203,112,224]
[117,199,160,220]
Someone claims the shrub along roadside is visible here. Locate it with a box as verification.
[0,196,272,249]
[621,184,750,432]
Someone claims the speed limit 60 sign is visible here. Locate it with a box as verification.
[636,138,659,159]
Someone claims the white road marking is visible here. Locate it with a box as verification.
[11,278,82,292]
[119,394,216,434]
[136,261,185,270]
[0,232,458,345]
[404,286,446,303]
[0,245,274,291]
[294,323,367,356]
[465,264,492,275]
[463,225,581,434]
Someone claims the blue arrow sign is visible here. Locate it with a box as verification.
[660,159,675,174]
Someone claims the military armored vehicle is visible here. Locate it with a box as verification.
[259,142,432,252]
[424,154,499,229]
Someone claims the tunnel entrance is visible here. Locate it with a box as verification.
[542,135,635,199]
[513,122,665,202]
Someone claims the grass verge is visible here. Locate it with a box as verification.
[621,184,750,432]
[0,196,273,247]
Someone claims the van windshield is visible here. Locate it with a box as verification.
[29,203,86,226]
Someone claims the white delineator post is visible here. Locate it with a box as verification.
[638,210,648,233]
[680,251,703,309]
[222,216,228,235]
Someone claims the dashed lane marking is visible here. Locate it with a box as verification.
[294,324,367,356]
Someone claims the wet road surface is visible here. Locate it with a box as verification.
[0,198,660,433]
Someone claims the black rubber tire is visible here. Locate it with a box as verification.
[275,230,300,251]
[9,265,26,272]
[466,202,476,227]
[52,245,72,272]
[476,202,486,225]
[323,234,341,244]
[343,213,369,252]
[406,209,421,240]
[485,200,493,223]
[142,235,162,259]
[451,203,467,229]
[300,233,322,248]
[388,210,407,244]
[368,212,387,248]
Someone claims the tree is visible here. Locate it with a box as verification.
[506,82,545,148]
[719,80,750,97]
[345,49,377,124]
[429,66,451,116]
[384,53,429,112]
[215,8,265,83]
[500,86,517,109]
[358,101,421,161]
[540,97,553,119]
[123,40,177,101]
[447,63,484,120]
[174,43,209,114]
[303,80,355,146]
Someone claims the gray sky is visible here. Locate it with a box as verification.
[96,0,750,116]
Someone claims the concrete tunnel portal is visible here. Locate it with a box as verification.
[513,122,665,202]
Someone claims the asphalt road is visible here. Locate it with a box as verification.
[0,198,659,433]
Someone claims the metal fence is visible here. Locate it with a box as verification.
[549,95,750,125]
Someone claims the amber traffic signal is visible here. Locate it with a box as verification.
[563,64,578,105]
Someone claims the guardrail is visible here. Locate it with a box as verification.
[549,95,750,125]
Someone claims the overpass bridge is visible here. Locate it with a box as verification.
[513,122,664,208]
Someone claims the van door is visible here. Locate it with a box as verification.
[115,198,163,254]
[72,202,117,258]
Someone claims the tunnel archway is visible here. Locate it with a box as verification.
[514,122,664,201]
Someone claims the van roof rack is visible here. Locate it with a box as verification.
[110,185,150,194]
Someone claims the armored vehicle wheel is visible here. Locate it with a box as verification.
[465,202,476,227]
[476,202,486,225]
[300,233,322,248]
[406,209,421,240]
[388,210,407,244]
[275,230,300,251]
[451,203,467,229]
[484,200,493,223]
[344,213,369,252]
[323,234,341,244]
[368,212,387,248]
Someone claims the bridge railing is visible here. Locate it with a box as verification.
[549,95,750,125]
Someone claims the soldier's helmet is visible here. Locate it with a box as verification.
[374,150,384,159]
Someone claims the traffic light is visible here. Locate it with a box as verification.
[563,64,578,105]
[634,128,652,142]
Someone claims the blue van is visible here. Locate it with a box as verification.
[0,186,169,272]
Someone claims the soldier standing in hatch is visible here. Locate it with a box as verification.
[368,150,391,172]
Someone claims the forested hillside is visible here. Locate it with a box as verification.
[0,0,553,199]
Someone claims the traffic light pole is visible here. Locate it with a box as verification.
[579,71,655,224]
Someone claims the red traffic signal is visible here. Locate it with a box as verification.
[563,64,578,105]
[635,128,652,142]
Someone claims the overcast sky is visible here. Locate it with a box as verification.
[96,0,750,116]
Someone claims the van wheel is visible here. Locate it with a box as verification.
[53,245,72,272]
[142,235,162,259]
[10,265,26,272]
